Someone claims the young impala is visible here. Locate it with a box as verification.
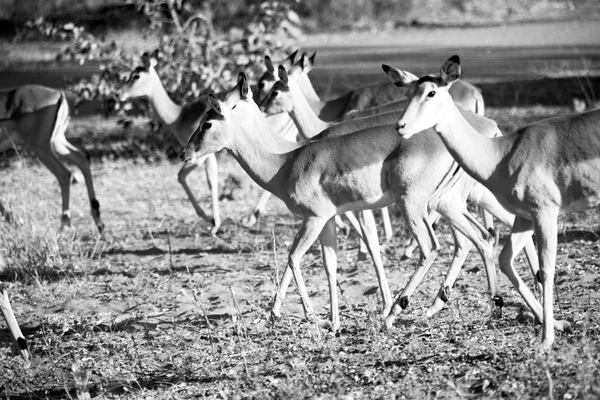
[261,61,539,318]
[181,73,502,330]
[394,55,597,349]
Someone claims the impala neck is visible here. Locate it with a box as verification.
[227,105,296,196]
[298,74,323,111]
[147,75,187,143]
[289,87,329,138]
[434,97,510,185]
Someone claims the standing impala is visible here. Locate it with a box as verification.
[393,55,596,349]
[0,85,104,232]
[262,61,539,318]
[118,54,220,233]
[181,73,503,330]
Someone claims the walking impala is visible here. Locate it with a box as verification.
[118,53,220,233]
[181,73,503,330]
[394,55,597,349]
[0,85,104,232]
[261,61,539,318]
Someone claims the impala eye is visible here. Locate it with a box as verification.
[259,82,265,88]
[203,122,212,131]
[271,91,278,98]
[132,75,140,81]
[427,91,436,98]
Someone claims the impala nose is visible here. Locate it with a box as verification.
[397,121,406,130]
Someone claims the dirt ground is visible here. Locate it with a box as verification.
[0,104,599,399]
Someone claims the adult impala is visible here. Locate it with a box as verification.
[118,53,220,233]
[181,73,502,330]
[261,62,539,318]
[394,55,595,349]
[0,85,104,232]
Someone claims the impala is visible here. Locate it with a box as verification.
[261,61,539,318]
[118,53,220,233]
[394,55,595,349]
[181,73,502,330]
[0,85,104,232]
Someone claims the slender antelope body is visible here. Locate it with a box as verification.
[181,73,501,329]
[119,57,221,233]
[261,61,539,319]
[395,55,596,349]
[0,85,104,232]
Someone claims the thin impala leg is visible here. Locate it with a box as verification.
[342,211,368,260]
[52,139,105,233]
[272,216,328,323]
[380,207,393,241]
[385,204,439,328]
[204,153,220,233]
[0,289,30,361]
[357,210,392,315]
[177,158,214,227]
[426,228,474,317]
[244,190,272,227]
[319,217,340,330]
[497,216,570,338]
[402,211,440,260]
[34,149,72,229]
[437,199,498,315]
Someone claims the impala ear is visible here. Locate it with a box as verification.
[238,72,250,99]
[440,55,461,85]
[278,65,289,85]
[382,64,418,86]
[299,52,315,73]
[208,93,222,115]
[264,55,274,73]
[283,49,299,69]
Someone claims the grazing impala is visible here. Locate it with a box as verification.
[393,55,595,349]
[0,85,104,232]
[181,73,503,330]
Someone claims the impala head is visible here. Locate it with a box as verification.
[181,72,255,164]
[118,51,160,102]
[396,55,461,138]
[253,49,299,104]
[260,53,313,116]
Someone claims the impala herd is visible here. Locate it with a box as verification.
[1,49,598,362]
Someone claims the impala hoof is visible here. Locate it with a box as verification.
[556,319,572,333]
[242,214,258,228]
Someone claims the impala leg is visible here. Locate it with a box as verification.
[426,227,474,317]
[33,148,72,229]
[319,217,339,330]
[357,210,392,316]
[533,210,563,350]
[437,200,498,315]
[380,207,393,242]
[498,216,569,341]
[0,289,30,361]
[475,187,541,293]
[204,153,220,233]
[402,211,440,260]
[178,158,214,228]
[52,139,105,233]
[271,216,328,323]
[244,190,272,227]
[385,206,439,328]
[342,211,368,260]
